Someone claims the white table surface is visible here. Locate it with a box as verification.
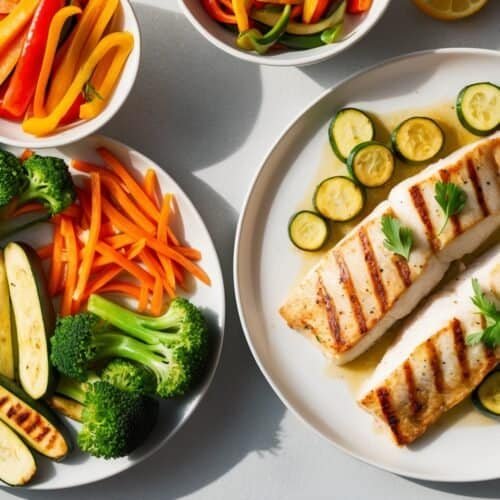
[3,1,500,499]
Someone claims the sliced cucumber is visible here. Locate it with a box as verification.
[289,211,329,251]
[391,116,445,164]
[4,242,55,400]
[313,176,364,222]
[0,375,71,460]
[347,141,395,188]
[0,250,15,380]
[457,82,500,136]
[329,108,375,162]
[0,420,36,486]
[472,371,500,420]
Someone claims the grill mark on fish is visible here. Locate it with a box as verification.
[358,227,388,312]
[334,251,368,335]
[439,169,462,235]
[426,339,444,393]
[409,185,439,251]
[451,318,470,381]
[392,255,412,288]
[403,361,421,416]
[317,275,343,347]
[467,158,489,217]
[376,387,403,445]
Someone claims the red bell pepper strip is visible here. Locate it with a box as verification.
[202,0,237,24]
[0,80,21,121]
[347,0,372,14]
[310,0,330,22]
[59,92,84,126]
[2,0,64,118]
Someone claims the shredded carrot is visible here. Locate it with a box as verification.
[150,276,164,315]
[72,159,124,187]
[73,173,101,301]
[139,248,175,298]
[175,246,202,261]
[143,168,159,207]
[105,232,134,249]
[60,217,79,316]
[37,243,53,260]
[12,202,44,216]
[99,281,142,300]
[20,149,33,161]
[49,224,63,296]
[84,264,122,299]
[138,285,149,312]
[60,204,81,218]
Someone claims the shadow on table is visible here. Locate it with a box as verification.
[301,0,500,89]
[407,478,500,499]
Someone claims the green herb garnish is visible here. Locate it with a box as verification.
[381,215,413,261]
[83,82,103,103]
[434,181,467,235]
[466,278,500,347]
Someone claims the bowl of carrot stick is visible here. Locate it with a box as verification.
[0,0,141,148]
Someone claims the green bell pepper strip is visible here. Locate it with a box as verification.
[237,4,291,55]
[251,0,345,35]
[279,23,342,50]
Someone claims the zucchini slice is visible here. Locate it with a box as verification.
[289,211,329,251]
[391,116,445,164]
[0,375,71,460]
[329,108,375,162]
[313,176,365,222]
[456,82,500,136]
[4,242,55,400]
[47,395,83,423]
[0,250,15,380]
[0,420,36,486]
[472,371,500,419]
[347,141,395,188]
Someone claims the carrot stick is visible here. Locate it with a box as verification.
[49,223,63,296]
[105,233,134,249]
[99,281,142,300]
[37,243,53,260]
[60,204,81,218]
[84,264,121,299]
[72,159,124,187]
[150,276,164,315]
[60,217,79,316]
[12,202,44,216]
[138,285,148,312]
[143,168,159,207]
[19,148,33,161]
[139,248,175,298]
[73,173,101,301]
[174,246,202,261]
[157,194,176,290]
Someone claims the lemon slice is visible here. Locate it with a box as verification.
[412,0,488,20]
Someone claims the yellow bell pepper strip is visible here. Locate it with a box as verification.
[78,0,119,68]
[22,32,134,136]
[232,0,249,32]
[33,5,82,117]
[45,0,105,112]
[252,0,345,35]
[79,36,133,120]
[237,4,290,54]
[0,0,39,53]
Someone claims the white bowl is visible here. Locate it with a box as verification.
[0,0,141,149]
[179,0,391,67]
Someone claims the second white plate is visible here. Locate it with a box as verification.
[234,48,500,482]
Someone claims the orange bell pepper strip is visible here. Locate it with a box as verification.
[23,32,134,136]
[202,0,236,24]
[232,0,249,31]
[0,0,39,53]
[33,5,82,117]
[0,25,28,86]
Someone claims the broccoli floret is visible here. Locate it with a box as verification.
[56,376,158,459]
[0,149,25,207]
[18,155,75,214]
[51,297,210,397]
[101,359,157,395]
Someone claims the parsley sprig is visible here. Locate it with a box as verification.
[434,181,467,235]
[466,278,500,347]
[381,215,413,261]
[83,82,103,103]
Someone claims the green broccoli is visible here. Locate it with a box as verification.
[51,296,210,397]
[56,376,158,459]
[0,150,25,207]
[101,359,157,395]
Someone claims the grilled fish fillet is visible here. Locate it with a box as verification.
[358,246,500,445]
[280,132,500,364]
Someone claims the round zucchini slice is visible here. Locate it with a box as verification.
[347,141,395,188]
[472,371,500,419]
[456,82,500,136]
[391,116,445,164]
[313,176,365,222]
[288,211,329,251]
[329,108,375,163]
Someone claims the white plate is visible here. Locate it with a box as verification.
[3,135,225,490]
[234,48,500,482]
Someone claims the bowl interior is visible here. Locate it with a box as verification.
[180,0,391,66]
[0,0,141,149]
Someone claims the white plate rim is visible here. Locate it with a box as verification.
[233,47,500,483]
[2,134,226,490]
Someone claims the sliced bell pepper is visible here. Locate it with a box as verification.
[3,0,64,118]
[23,31,134,136]
[279,22,342,49]
[202,0,236,24]
[33,5,82,117]
[232,0,249,32]
[0,0,19,14]
[0,0,40,53]
[59,92,85,125]
[0,23,28,86]
[237,3,290,54]
[311,0,331,23]
[347,0,372,14]
[251,0,345,35]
